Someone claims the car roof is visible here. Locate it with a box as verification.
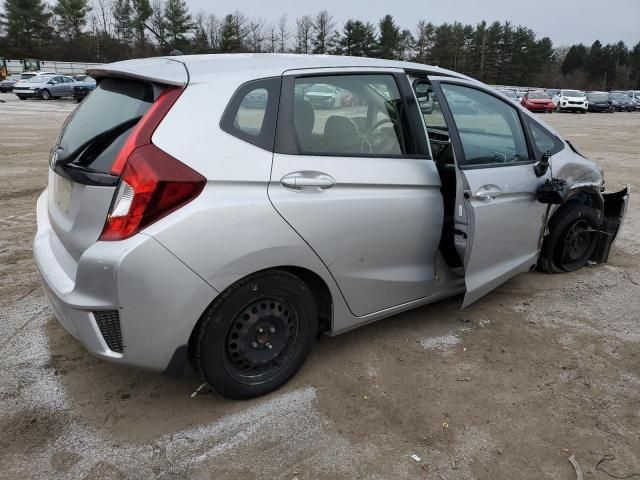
[89,53,471,87]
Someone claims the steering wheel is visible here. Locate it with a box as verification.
[361,118,399,154]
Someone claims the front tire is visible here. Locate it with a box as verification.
[40,89,51,100]
[538,203,600,273]
[195,270,318,399]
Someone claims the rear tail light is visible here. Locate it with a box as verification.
[99,86,206,241]
[100,144,205,241]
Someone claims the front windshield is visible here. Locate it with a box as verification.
[587,93,608,101]
[528,92,550,99]
[563,90,584,98]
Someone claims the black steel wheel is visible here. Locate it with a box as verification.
[538,203,600,273]
[195,270,318,399]
[556,219,594,271]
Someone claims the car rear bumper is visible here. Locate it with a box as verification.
[33,190,218,372]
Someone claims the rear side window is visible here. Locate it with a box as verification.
[57,78,154,173]
[220,77,281,151]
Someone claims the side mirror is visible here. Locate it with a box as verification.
[534,151,551,177]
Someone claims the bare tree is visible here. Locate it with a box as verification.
[295,15,313,54]
[266,25,277,53]
[247,17,266,52]
[277,14,290,53]
[205,13,220,51]
[231,10,250,51]
[150,0,165,46]
[92,0,112,35]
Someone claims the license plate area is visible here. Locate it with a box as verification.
[53,175,74,216]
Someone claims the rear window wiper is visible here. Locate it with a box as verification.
[55,116,142,169]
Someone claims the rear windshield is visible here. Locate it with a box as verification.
[57,78,154,173]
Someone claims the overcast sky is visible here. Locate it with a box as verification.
[188,0,640,47]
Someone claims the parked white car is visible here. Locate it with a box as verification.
[552,89,588,113]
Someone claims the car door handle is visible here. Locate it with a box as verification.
[281,172,336,190]
[475,185,503,201]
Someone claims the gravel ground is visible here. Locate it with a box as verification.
[1,92,639,479]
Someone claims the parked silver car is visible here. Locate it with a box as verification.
[14,74,75,100]
[34,55,629,399]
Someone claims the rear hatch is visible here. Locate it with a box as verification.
[47,59,193,261]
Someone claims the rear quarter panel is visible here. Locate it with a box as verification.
[147,76,352,330]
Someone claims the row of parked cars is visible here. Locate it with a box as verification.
[498,87,640,113]
[0,71,96,102]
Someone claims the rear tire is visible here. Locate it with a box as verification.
[195,270,318,399]
[538,203,600,274]
[18,96,26,100]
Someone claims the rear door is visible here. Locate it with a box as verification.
[269,69,443,317]
[431,79,550,307]
[62,76,74,96]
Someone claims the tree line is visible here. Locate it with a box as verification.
[1,0,639,89]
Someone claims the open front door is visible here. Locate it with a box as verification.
[434,81,550,308]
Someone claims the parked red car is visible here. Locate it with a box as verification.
[521,91,554,113]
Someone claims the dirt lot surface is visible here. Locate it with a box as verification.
[1,92,639,479]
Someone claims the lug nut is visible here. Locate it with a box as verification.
[265,342,273,350]
[251,341,258,349]
[257,327,264,334]
[269,326,276,334]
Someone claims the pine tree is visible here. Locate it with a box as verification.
[112,0,133,45]
[130,0,152,51]
[377,14,399,59]
[333,19,376,57]
[219,14,240,52]
[414,20,435,64]
[1,0,52,50]
[561,44,587,76]
[584,40,603,82]
[53,0,91,40]
[163,0,190,46]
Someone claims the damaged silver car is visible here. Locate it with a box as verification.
[34,55,629,399]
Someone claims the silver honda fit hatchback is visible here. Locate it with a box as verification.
[34,54,629,399]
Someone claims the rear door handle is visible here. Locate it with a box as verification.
[475,185,503,201]
[281,172,336,190]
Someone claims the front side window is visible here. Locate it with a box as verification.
[291,74,411,156]
[440,83,530,167]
